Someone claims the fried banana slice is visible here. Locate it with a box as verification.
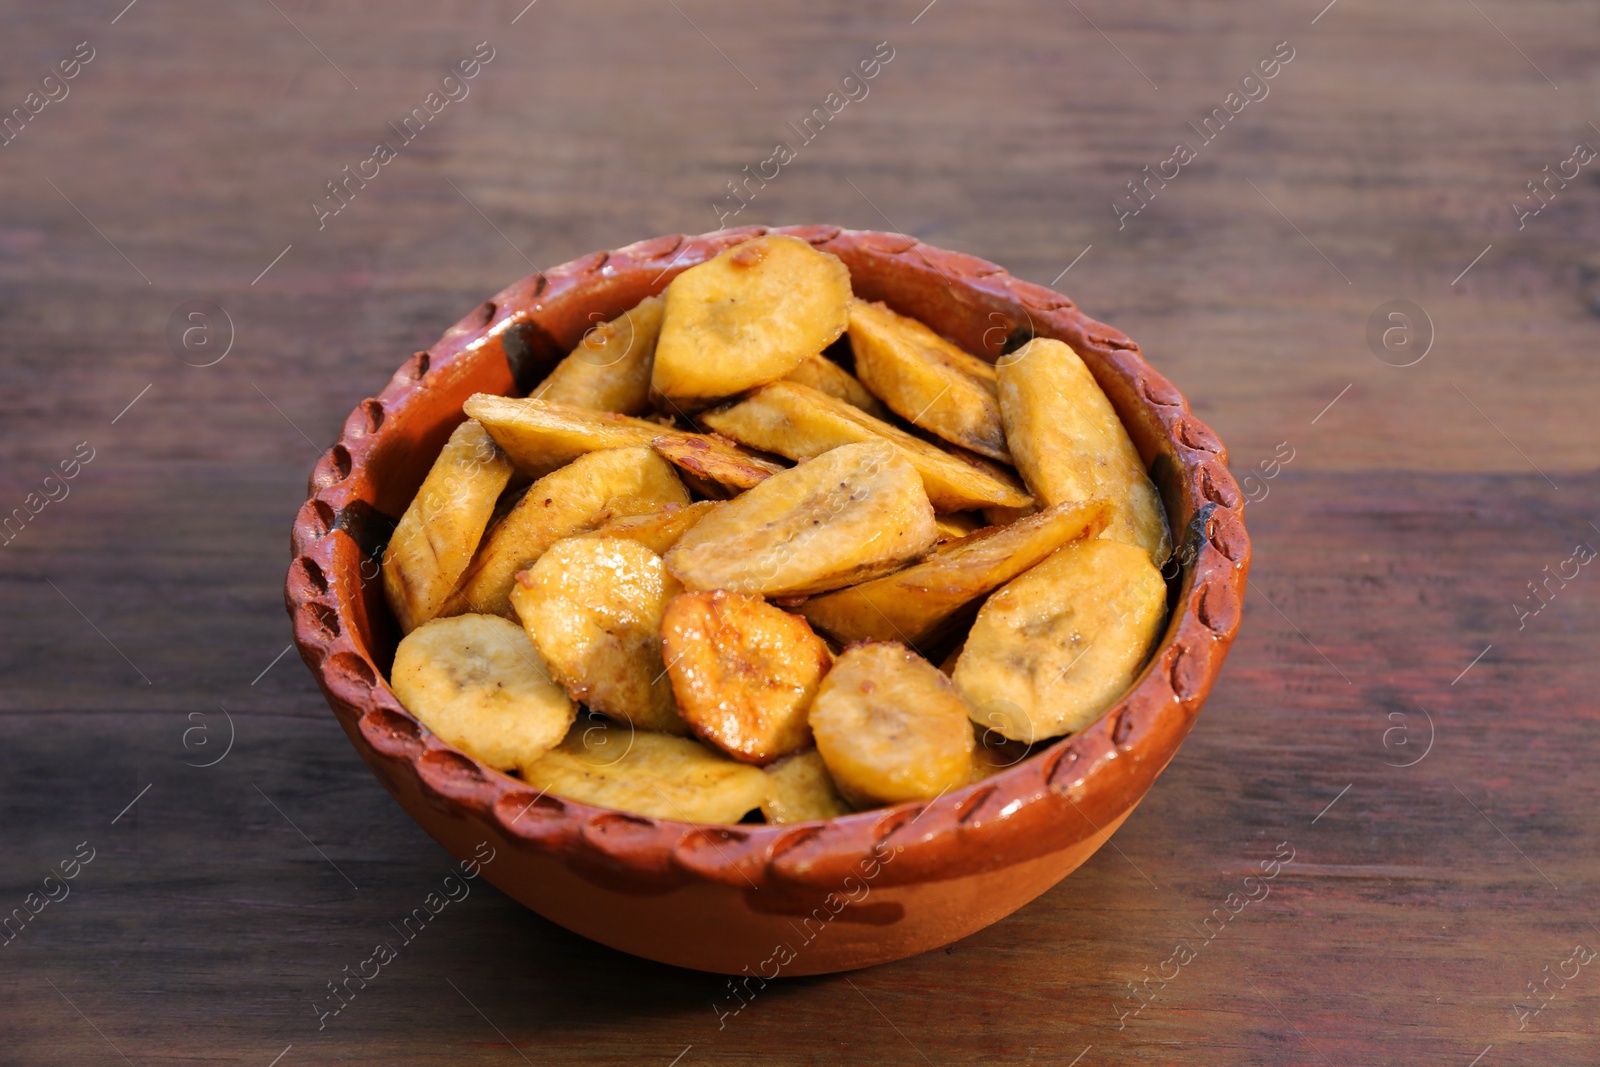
[954,537,1167,744]
[465,393,782,491]
[848,299,1009,461]
[390,613,575,773]
[661,591,832,764]
[531,295,663,414]
[761,749,854,823]
[784,352,891,420]
[701,381,1031,512]
[799,500,1110,649]
[523,720,770,824]
[996,338,1171,565]
[665,440,937,597]
[650,433,786,496]
[509,537,689,734]
[651,235,852,404]
[381,419,516,634]
[442,446,689,619]
[809,641,975,806]
[580,501,718,555]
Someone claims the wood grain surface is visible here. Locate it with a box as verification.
[2,1,1597,1064]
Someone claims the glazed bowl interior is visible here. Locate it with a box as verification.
[286,225,1249,974]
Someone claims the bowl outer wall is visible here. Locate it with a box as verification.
[284,225,1251,974]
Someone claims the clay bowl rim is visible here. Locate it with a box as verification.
[285,224,1251,895]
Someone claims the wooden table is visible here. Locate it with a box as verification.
[3,1,1596,1063]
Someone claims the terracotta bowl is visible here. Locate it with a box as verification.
[285,225,1250,976]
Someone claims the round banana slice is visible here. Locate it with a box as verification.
[808,641,975,806]
[390,613,575,774]
[509,537,689,734]
[761,749,854,824]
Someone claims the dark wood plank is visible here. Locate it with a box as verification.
[2,0,1598,1064]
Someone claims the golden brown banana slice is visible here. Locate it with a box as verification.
[442,446,689,619]
[651,235,852,405]
[509,537,689,734]
[465,393,783,490]
[661,591,832,764]
[761,749,853,823]
[954,537,1167,744]
[381,420,516,634]
[389,613,575,773]
[649,433,786,496]
[523,720,770,824]
[701,381,1031,512]
[531,295,664,414]
[664,440,937,597]
[580,501,718,555]
[799,500,1110,649]
[783,352,891,420]
[809,641,975,806]
[996,338,1171,565]
[848,299,1009,461]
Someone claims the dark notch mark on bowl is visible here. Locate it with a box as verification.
[502,317,566,395]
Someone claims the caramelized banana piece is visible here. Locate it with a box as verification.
[996,338,1171,564]
[510,537,689,734]
[761,750,854,823]
[441,446,689,619]
[649,433,786,496]
[531,295,664,414]
[465,394,782,486]
[809,641,975,806]
[661,591,832,764]
[664,440,937,597]
[382,419,516,634]
[701,381,1031,512]
[954,537,1167,744]
[580,501,718,555]
[848,299,1009,461]
[651,235,852,405]
[799,500,1110,649]
[783,352,891,420]
[389,614,575,773]
[523,720,770,824]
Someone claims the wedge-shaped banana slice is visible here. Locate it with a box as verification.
[442,446,688,620]
[580,501,718,555]
[809,641,975,806]
[381,420,516,634]
[390,613,575,773]
[761,749,854,824]
[799,500,1110,649]
[531,295,663,415]
[702,381,1031,512]
[649,433,785,497]
[510,537,689,734]
[997,338,1171,565]
[783,352,891,420]
[651,235,852,404]
[661,590,832,764]
[465,393,783,490]
[665,440,937,597]
[523,719,770,824]
[954,537,1166,744]
[848,299,1010,461]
